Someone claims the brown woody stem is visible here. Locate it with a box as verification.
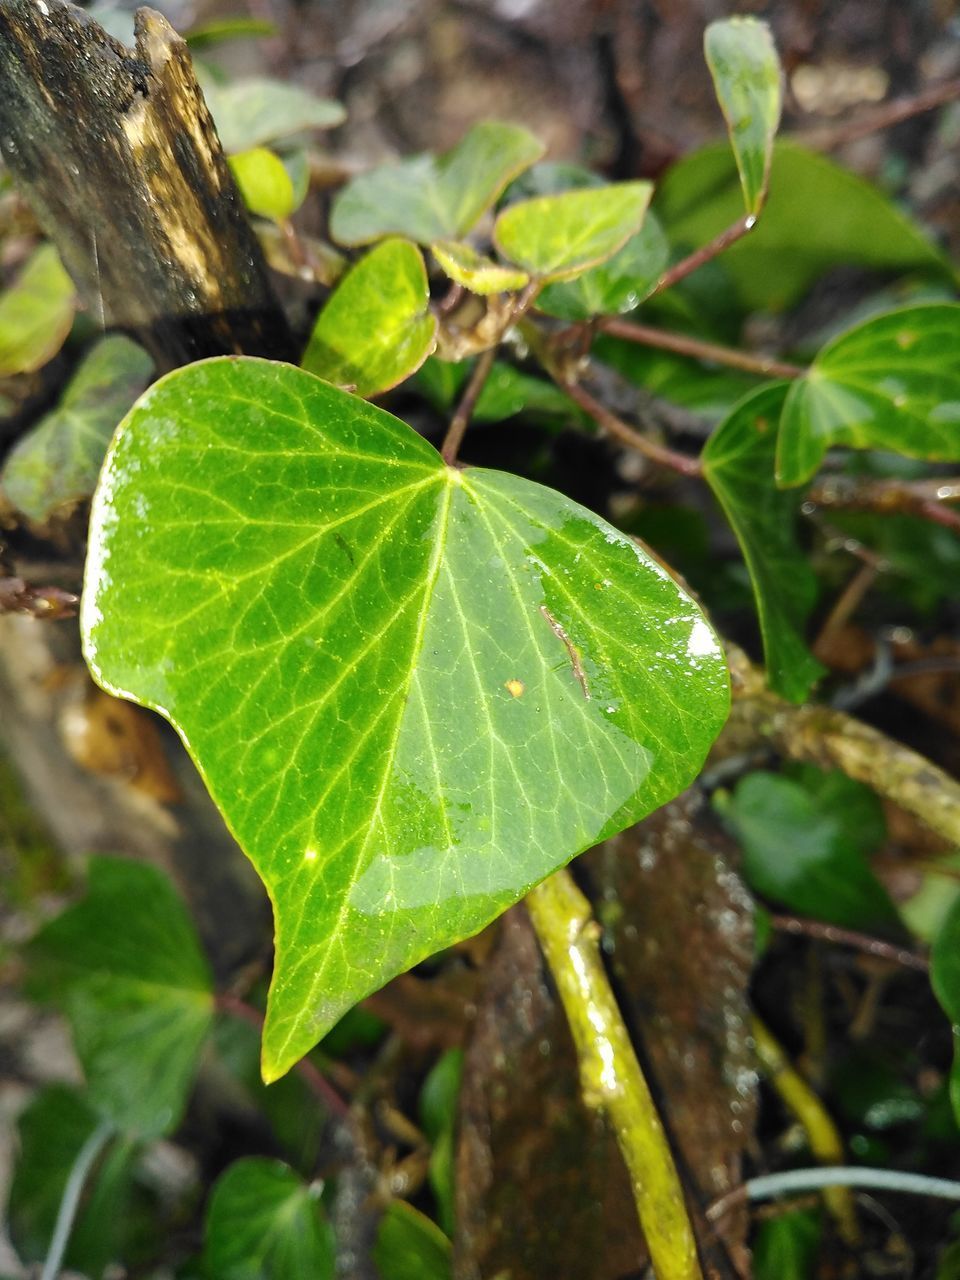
[560,376,703,478]
[649,214,757,297]
[769,914,930,972]
[598,317,805,381]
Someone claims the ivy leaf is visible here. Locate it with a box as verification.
[330,122,544,247]
[432,240,530,295]
[777,303,960,486]
[0,243,75,378]
[722,771,902,934]
[754,1210,821,1280]
[203,1158,335,1280]
[704,17,782,216]
[931,896,960,1125]
[81,358,730,1081]
[655,141,953,312]
[301,239,436,396]
[493,182,653,283]
[536,212,669,320]
[702,384,824,702]
[204,76,345,153]
[419,1048,463,1235]
[228,148,300,223]
[1,335,153,522]
[373,1202,453,1280]
[28,857,214,1137]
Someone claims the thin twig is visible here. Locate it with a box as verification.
[526,869,703,1280]
[0,576,78,619]
[793,77,960,152]
[813,560,880,657]
[598,317,805,381]
[709,1165,960,1224]
[649,213,758,297]
[807,473,960,534]
[561,377,703,477]
[769,914,930,972]
[440,346,496,465]
[41,1119,114,1280]
[215,992,350,1117]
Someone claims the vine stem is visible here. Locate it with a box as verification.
[709,1165,960,1223]
[215,992,350,1118]
[648,213,757,297]
[41,1119,114,1280]
[560,376,703,478]
[793,76,960,152]
[440,346,496,465]
[769,914,930,972]
[526,868,703,1280]
[597,317,805,381]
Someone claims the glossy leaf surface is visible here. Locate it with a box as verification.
[229,148,300,222]
[703,384,824,702]
[494,182,653,282]
[1,336,153,522]
[0,244,75,378]
[203,1158,335,1280]
[536,213,669,320]
[655,142,952,312]
[301,239,436,396]
[373,1202,452,1280]
[704,17,782,216]
[330,122,544,246]
[28,857,213,1136]
[205,76,345,153]
[778,303,960,486]
[432,240,529,295]
[82,358,729,1080]
[931,896,960,1124]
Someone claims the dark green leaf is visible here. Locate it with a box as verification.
[414,358,580,426]
[330,122,544,246]
[28,857,213,1137]
[204,77,345,154]
[494,182,653,283]
[0,244,75,378]
[777,303,960,486]
[203,1158,335,1280]
[754,1209,820,1280]
[784,764,887,860]
[1,335,153,522]
[301,238,436,396]
[432,241,529,295]
[655,142,953,312]
[932,896,960,1125]
[703,384,824,702]
[594,335,761,422]
[536,213,669,320]
[81,357,730,1080]
[372,1201,452,1280]
[704,17,782,216]
[186,16,278,48]
[420,1049,463,1235]
[722,771,901,933]
[228,148,300,222]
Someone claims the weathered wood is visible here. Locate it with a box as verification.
[0,0,295,368]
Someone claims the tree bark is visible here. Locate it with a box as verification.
[0,0,296,369]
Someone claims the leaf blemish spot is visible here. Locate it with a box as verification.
[304,846,318,862]
[539,605,590,700]
[897,330,917,350]
[504,678,525,698]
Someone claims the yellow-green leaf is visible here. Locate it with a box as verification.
[229,147,299,222]
[432,240,529,295]
[0,244,75,378]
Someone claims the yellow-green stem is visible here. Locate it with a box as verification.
[526,868,703,1280]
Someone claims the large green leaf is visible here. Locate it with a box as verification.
[203,1158,335,1280]
[494,183,653,283]
[777,303,960,486]
[81,358,729,1081]
[203,76,345,154]
[536,212,669,320]
[301,238,436,396]
[722,770,902,934]
[654,142,953,312]
[702,384,824,702]
[1,335,153,522]
[373,1201,452,1280]
[0,243,75,378]
[704,17,782,216]
[330,122,544,247]
[931,896,960,1124]
[28,857,214,1137]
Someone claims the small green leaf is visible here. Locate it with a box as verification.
[372,1201,452,1280]
[777,303,960,486]
[205,77,345,154]
[536,213,669,320]
[203,1158,335,1280]
[432,240,530,295]
[704,17,782,216]
[28,857,213,1137]
[1,335,153,522]
[81,358,730,1081]
[754,1209,820,1280]
[420,1049,463,1235]
[655,142,953,313]
[722,771,901,933]
[330,122,545,247]
[494,182,653,283]
[228,148,299,222]
[414,358,582,426]
[932,896,960,1125]
[0,244,75,378]
[9,1086,140,1273]
[186,16,278,47]
[301,238,436,396]
[702,384,824,702]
